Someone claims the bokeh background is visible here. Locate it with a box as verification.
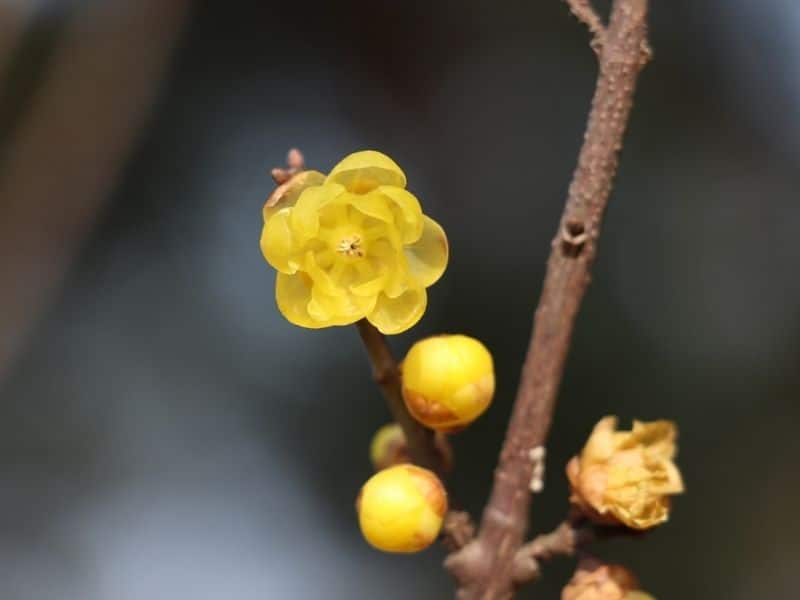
[1,0,798,598]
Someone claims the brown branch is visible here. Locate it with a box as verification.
[355,319,448,474]
[512,520,588,584]
[513,519,648,585]
[564,0,606,45]
[445,0,651,597]
[442,510,477,552]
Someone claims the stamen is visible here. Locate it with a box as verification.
[337,234,364,257]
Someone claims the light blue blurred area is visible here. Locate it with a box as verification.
[0,0,798,598]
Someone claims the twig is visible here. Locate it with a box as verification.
[564,0,606,44]
[355,319,448,474]
[512,520,588,584]
[445,0,651,597]
[442,510,477,552]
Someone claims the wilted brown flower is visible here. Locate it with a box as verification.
[562,559,654,600]
[566,416,684,530]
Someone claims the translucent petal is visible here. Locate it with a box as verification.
[275,272,333,329]
[309,280,374,324]
[350,269,388,297]
[346,191,394,224]
[263,170,325,223]
[291,183,345,243]
[368,287,427,335]
[376,186,423,243]
[260,208,301,274]
[370,239,409,298]
[326,150,406,194]
[304,251,346,297]
[403,215,448,287]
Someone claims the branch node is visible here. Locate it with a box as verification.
[561,219,589,257]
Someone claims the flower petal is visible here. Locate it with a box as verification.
[261,208,301,274]
[308,280,374,324]
[403,215,448,288]
[376,186,423,243]
[291,183,345,243]
[368,287,427,335]
[326,150,406,194]
[275,272,333,329]
[263,170,325,223]
[370,239,409,298]
[346,191,395,224]
[304,251,346,297]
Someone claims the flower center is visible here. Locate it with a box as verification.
[337,234,364,258]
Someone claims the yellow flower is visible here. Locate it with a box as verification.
[260,150,448,334]
[567,417,684,530]
[562,559,654,600]
[401,334,495,432]
[356,464,448,553]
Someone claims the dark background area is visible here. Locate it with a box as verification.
[0,1,798,598]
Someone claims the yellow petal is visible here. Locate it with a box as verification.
[631,420,677,459]
[275,272,333,329]
[350,269,388,297]
[368,287,427,335]
[303,251,345,297]
[276,272,363,329]
[346,191,395,224]
[403,216,448,288]
[308,280,374,324]
[263,170,325,223]
[261,208,301,274]
[370,239,409,298]
[376,186,423,243]
[581,416,618,465]
[291,183,345,243]
[326,150,406,194]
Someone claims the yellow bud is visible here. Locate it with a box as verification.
[369,423,410,471]
[401,334,495,431]
[356,465,447,553]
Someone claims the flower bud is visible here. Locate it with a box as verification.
[356,464,447,553]
[369,423,410,471]
[567,416,684,530]
[562,559,653,600]
[401,334,495,431]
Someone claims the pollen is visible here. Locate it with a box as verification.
[337,234,364,257]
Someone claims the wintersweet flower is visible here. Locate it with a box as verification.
[566,416,684,530]
[260,150,448,334]
[562,559,654,600]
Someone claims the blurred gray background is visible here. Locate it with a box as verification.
[0,0,798,598]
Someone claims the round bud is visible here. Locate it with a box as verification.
[356,464,448,553]
[369,423,410,471]
[401,334,495,431]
